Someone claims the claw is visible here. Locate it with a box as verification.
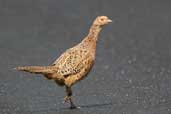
[70,105,77,109]
[70,105,81,109]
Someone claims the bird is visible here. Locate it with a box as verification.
[14,16,112,109]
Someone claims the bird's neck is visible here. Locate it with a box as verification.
[82,24,102,43]
[87,25,102,41]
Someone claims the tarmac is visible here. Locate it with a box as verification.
[0,0,171,114]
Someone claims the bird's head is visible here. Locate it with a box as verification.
[93,16,112,26]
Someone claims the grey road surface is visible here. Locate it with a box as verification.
[0,0,171,114]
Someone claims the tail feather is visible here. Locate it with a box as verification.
[14,66,57,74]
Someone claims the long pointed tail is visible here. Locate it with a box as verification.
[14,66,56,74]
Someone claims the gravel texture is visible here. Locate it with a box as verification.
[0,0,171,114]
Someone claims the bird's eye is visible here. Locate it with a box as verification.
[100,18,104,21]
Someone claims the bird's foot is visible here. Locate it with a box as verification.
[70,104,80,109]
[70,105,77,109]
[63,96,80,109]
[63,96,71,103]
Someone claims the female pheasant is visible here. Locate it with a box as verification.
[15,16,112,109]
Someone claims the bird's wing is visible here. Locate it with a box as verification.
[52,49,71,66]
[52,47,92,77]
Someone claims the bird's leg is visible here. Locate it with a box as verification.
[64,86,77,109]
[64,86,72,103]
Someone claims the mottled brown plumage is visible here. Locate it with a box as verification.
[15,16,112,109]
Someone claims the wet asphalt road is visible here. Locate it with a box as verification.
[0,0,171,114]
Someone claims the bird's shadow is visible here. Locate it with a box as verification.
[80,102,113,108]
[62,102,113,110]
[30,102,113,113]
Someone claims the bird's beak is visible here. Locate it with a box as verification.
[107,19,112,23]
